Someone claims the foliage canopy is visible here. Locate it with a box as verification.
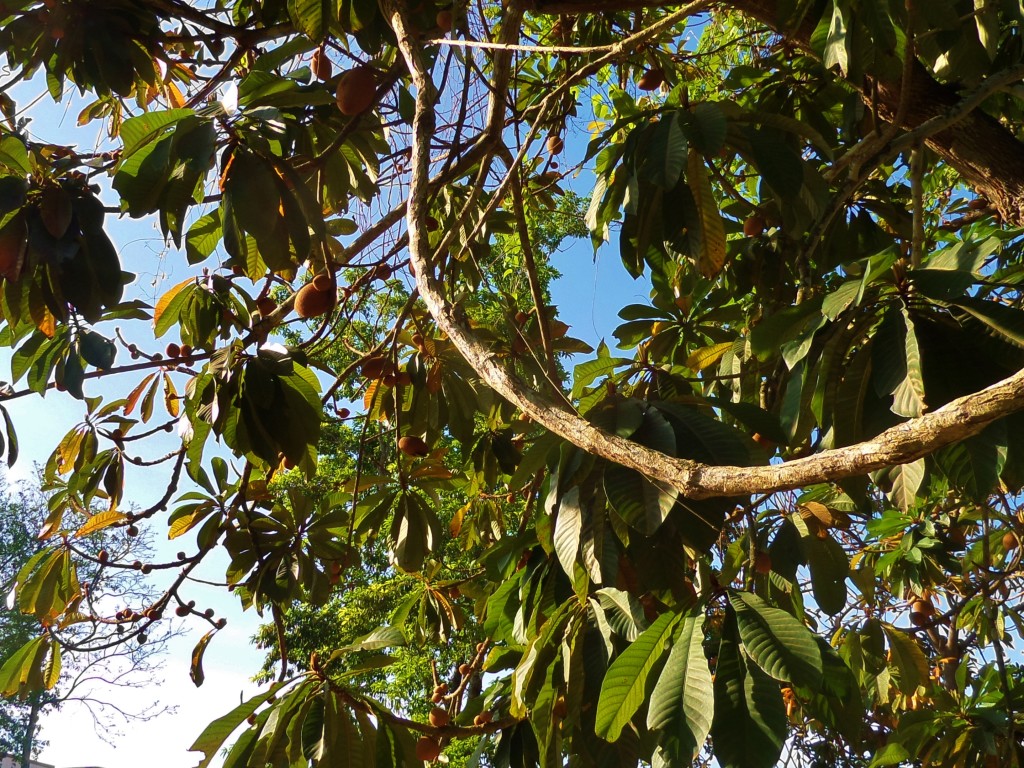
[1,0,1024,766]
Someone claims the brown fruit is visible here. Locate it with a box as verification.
[336,407,351,419]
[458,662,472,676]
[127,524,139,537]
[141,563,153,574]
[552,696,567,720]
[362,356,387,379]
[312,273,332,292]
[396,371,413,386]
[412,333,425,350]
[911,599,934,617]
[382,372,397,387]
[473,711,493,725]
[165,342,181,358]
[311,48,333,80]
[754,551,772,574]
[399,435,430,457]
[256,297,277,316]
[428,707,450,727]
[415,737,442,762]
[743,214,766,238]
[246,713,257,726]
[294,282,336,319]
[430,690,445,704]
[968,198,988,210]
[514,310,528,326]
[336,66,377,116]
[425,215,439,232]
[132,560,143,571]
[176,605,190,617]
[1003,531,1019,551]
[180,344,193,358]
[436,9,453,32]
[546,134,564,155]
[637,68,664,91]
[910,611,929,628]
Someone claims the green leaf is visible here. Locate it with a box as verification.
[553,486,582,578]
[711,618,786,768]
[646,612,713,759]
[822,0,849,73]
[728,591,822,687]
[120,108,194,157]
[595,611,678,741]
[880,623,929,695]
[188,683,288,768]
[0,136,32,175]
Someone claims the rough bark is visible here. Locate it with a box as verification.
[389,0,1024,500]
[524,0,1024,226]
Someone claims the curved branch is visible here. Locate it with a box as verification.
[391,0,1024,500]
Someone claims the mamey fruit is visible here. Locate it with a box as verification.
[311,48,333,80]
[336,66,377,116]
[165,342,181,358]
[436,9,452,32]
[428,707,450,727]
[1003,531,1019,551]
[294,282,335,319]
[744,214,766,237]
[637,68,664,91]
[312,273,332,292]
[473,711,493,725]
[754,551,772,574]
[546,134,564,154]
[415,737,441,762]
[256,297,277,315]
[399,435,430,457]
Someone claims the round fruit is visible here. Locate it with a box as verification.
[336,66,377,116]
[743,214,766,238]
[436,9,452,32]
[165,342,181,358]
[312,273,333,292]
[514,310,528,326]
[911,599,934,617]
[1003,531,1019,551]
[127,524,139,537]
[473,711,493,725]
[141,563,152,574]
[415,736,442,762]
[337,407,351,419]
[294,282,336,319]
[180,344,193,358]
[399,435,430,457]
[458,662,472,676]
[910,611,929,627]
[431,690,444,704]
[637,67,664,91]
[176,605,190,617]
[754,551,772,574]
[311,48,333,80]
[132,560,143,571]
[428,707,450,727]
[362,356,387,379]
[256,297,277,316]
[546,134,564,155]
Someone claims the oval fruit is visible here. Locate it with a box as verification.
[743,214,766,237]
[336,66,377,116]
[436,9,452,32]
[428,707,450,727]
[1003,531,1019,551]
[415,737,441,762]
[546,134,564,154]
[399,435,430,457]
[294,282,335,319]
[637,67,664,91]
[312,273,332,292]
[256,297,277,316]
[311,48,333,80]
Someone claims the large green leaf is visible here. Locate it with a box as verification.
[189,683,288,768]
[595,611,678,741]
[711,618,786,768]
[880,623,929,695]
[729,591,822,686]
[647,612,713,760]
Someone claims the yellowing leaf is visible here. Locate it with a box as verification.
[685,341,732,372]
[166,81,186,109]
[686,149,726,279]
[75,510,128,538]
[163,373,180,418]
[153,278,193,331]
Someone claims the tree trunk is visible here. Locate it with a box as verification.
[19,697,40,767]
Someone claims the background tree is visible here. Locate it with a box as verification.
[0,476,176,761]
[0,1,1023,767]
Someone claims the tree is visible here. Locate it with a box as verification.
[1,0,1024,766]
[0,475,176,761]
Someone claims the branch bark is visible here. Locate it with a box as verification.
[385,0,1024,500]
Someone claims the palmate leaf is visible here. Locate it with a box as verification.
[711,619,786,768]
[595,611,678,742]
[646,612,713,760]
[728,591,822,687]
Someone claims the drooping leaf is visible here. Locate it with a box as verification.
[728,591,822,687]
